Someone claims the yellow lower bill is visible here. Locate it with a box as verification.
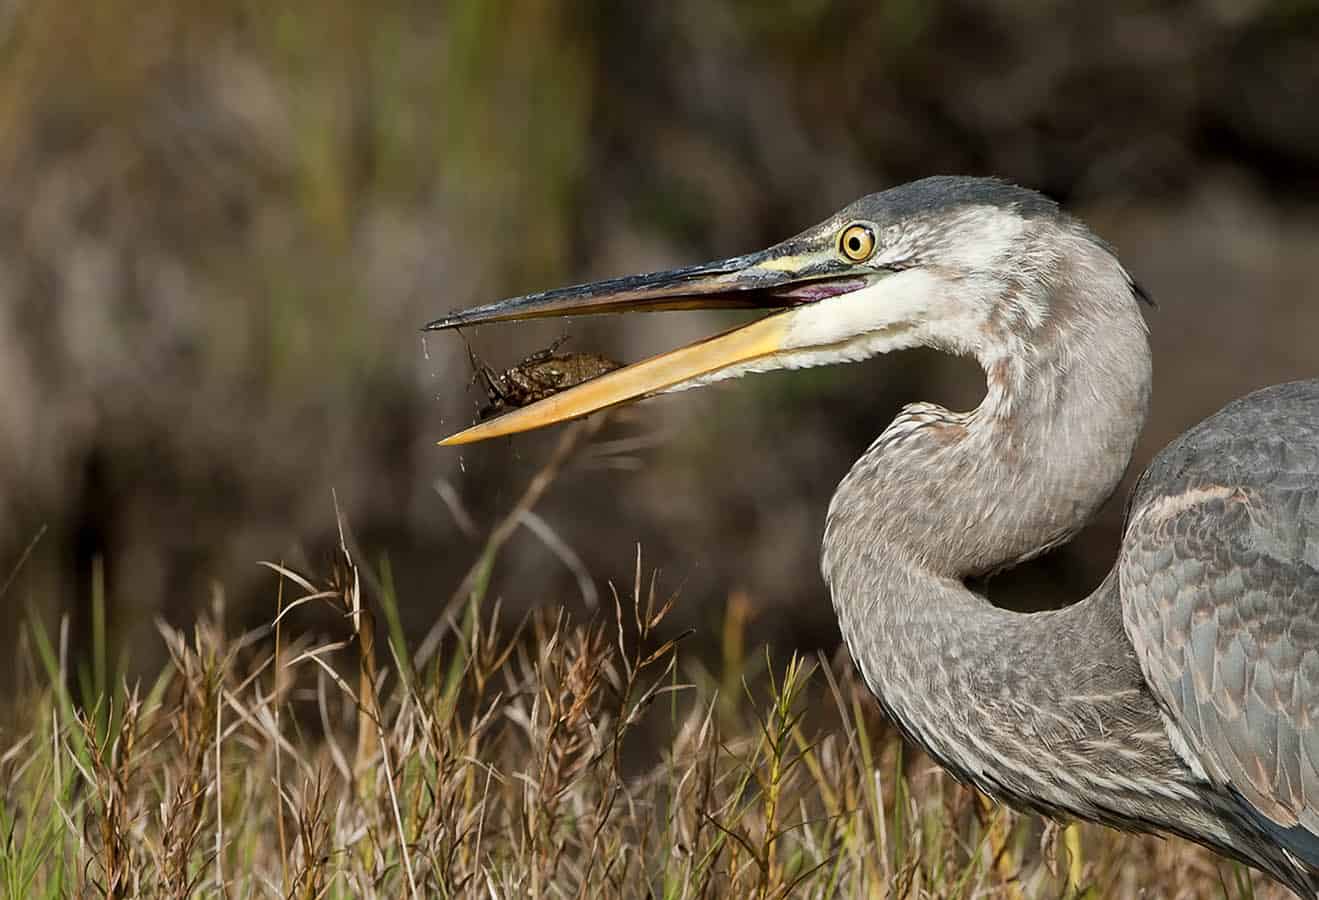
[439,312,791,446]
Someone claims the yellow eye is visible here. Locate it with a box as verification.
[839,224,876,262]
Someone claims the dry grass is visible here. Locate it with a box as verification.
[0,436,1292,900]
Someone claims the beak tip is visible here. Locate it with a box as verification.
[438,419,505,446]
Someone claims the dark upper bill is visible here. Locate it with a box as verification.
[423,247,860,332]
[426,242,873,445]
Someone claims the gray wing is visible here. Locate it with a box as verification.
[1119,380,1319,842]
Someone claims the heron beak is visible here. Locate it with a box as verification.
[425,246,867,446]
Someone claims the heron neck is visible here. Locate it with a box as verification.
[824,233,1153,584]
[821,238,1157,804]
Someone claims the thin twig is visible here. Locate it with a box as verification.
[214,679,225,897]
[0,523,46,602]
[415,416,605,669]
[272,571,289,892]
[518,510,597,608]
[378,719,419,900]
[434,479,480,538]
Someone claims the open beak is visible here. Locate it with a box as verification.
[425,244,870,446]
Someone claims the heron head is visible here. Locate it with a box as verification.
[426,176,1108,446]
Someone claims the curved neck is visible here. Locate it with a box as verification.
[824,230,1152,583]
[821,234,1176,818]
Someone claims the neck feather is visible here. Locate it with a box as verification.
[824,225,1152,581]
[819,232,1225,827]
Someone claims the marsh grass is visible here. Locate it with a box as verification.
[0,435,1290,899]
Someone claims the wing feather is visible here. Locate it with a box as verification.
[1120,381,1319,841]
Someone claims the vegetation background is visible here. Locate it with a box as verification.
[1,1,1318,896]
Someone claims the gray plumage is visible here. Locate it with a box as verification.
[1121,382,1319,871]
[819,178,1319,896]
[426,174,1319,895]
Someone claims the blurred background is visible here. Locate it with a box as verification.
[2,0,1318,686]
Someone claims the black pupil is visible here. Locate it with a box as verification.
[848,233,863,253]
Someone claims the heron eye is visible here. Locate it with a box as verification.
[839,224,876,262]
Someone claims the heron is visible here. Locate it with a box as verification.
[424,176,1319,896]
